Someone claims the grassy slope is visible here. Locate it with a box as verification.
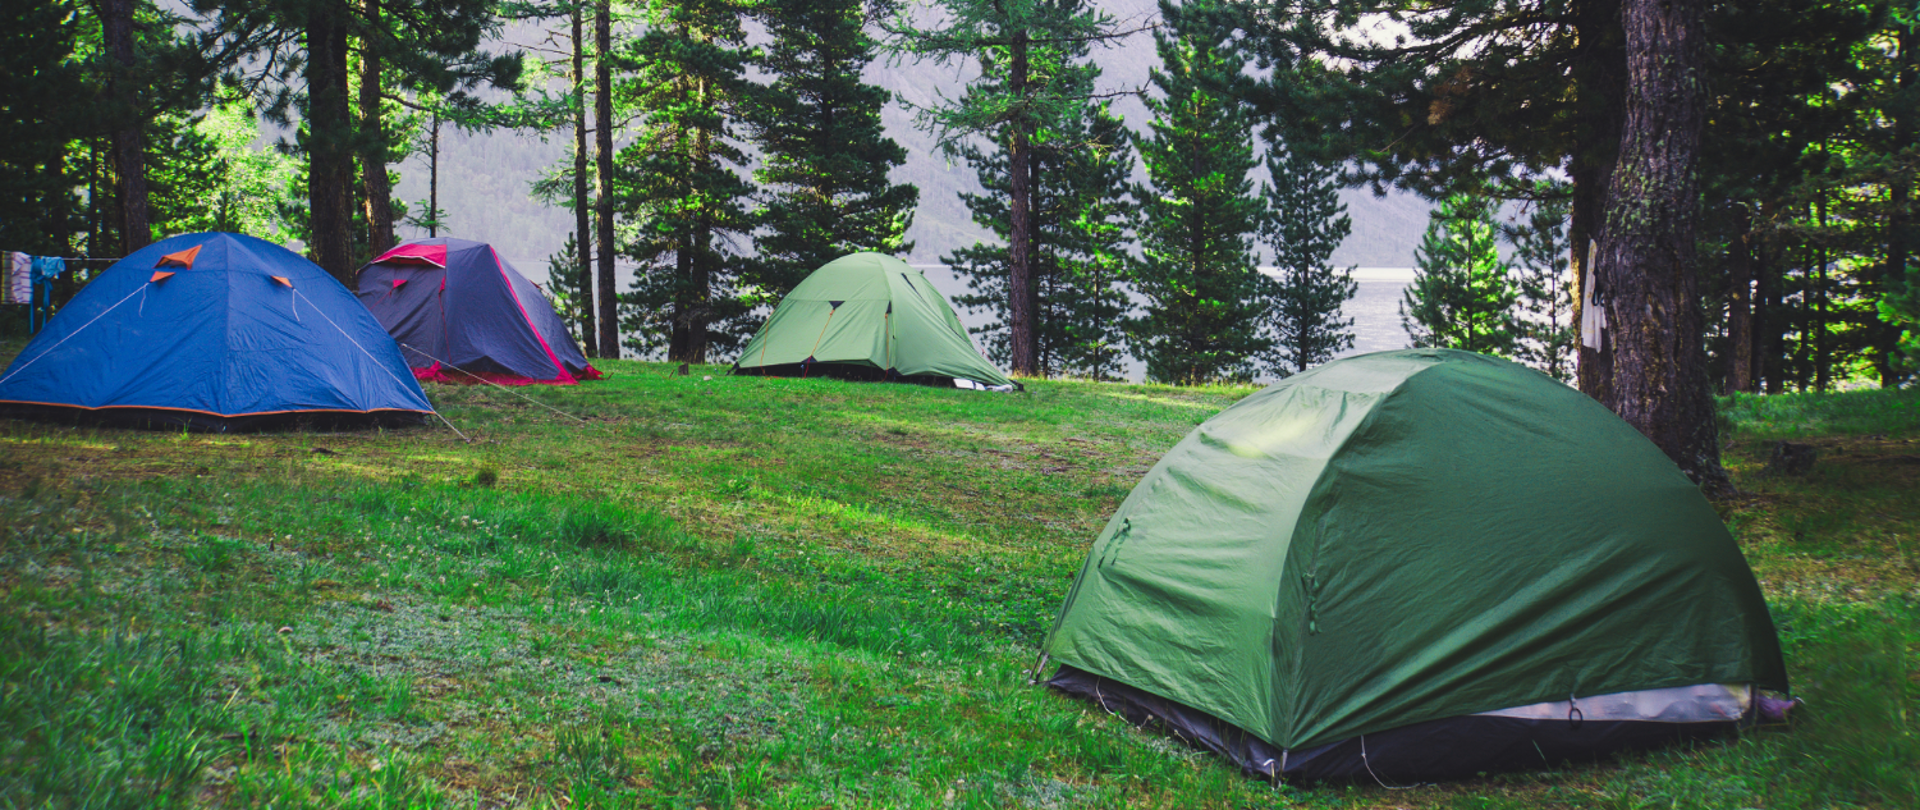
[1,346,1915,809]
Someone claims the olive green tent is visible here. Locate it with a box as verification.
[1043,349,1788,781]
[732,253,1016,389]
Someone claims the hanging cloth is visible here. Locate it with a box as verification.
[1580,241,1607,351]
[6,252,28,304]
[28,256,67,334]
[31,256,66,285]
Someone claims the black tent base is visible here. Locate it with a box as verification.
[1047,664,1742,783]
[731,361,1015,390]
[1,403,432,434]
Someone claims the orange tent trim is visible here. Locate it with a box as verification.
[271,276,292,287]
[150,271,176,283]
[0,398,433,418]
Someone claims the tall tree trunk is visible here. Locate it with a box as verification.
[1889,174,1914,385]
[307,3,356,288]
[1006,29,1037,377]
[1881,23,1916,386]
[358,0,394,257]
[1815,197,1831,392]
[1571,0,1626,401]
[595,0,619,359]
[671,226,692,361]
[1754,203,1782,394]
[686,84,714,365]
[101,0,149,253]
[1596,0,1727,492]
[1728,209,1754,393]
[427,112,439,236]
[573,3,596,356]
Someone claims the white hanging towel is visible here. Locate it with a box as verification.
[1581,243,1606,350]
[7,252,31,304]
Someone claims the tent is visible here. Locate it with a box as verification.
[732,252,1017,389]
[356,238,600,385]
[0,232,435,431]
[1042,349,1788,781]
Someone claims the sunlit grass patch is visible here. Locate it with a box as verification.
[1722,386,1920,440]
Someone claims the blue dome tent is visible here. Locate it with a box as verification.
[0,232,436,431]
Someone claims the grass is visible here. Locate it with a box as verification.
[0,341,1915,808]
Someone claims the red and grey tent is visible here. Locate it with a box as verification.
[356,238,600,385]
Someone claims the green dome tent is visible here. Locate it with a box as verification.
[1043,349,1788,781]
[732,253,1017,389]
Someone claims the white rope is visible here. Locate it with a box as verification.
[396,341,590,424]
[293,289,468,442]
[0,283,150,386]
[429,410,471,442]
[1358,735,1420,790]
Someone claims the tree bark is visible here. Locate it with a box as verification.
[358,0,395,258]
[1596,0,1727,492]
[1754,202,1782,394]
[595,0,619,358]
[427,112,440,236]
[1570,0,1626,402]
[1727,210,1754,393]
[1815,197,1831,392]
[307,3,356,288]
[685,80,714,365]
[573,3,596,356]
[1006,28,1037,377]
[1876,23,1915,386]
[101,0,149,254]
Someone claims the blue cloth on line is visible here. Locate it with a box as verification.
[30,256,66,284]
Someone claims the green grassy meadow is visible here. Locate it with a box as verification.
[2,343,1916,809]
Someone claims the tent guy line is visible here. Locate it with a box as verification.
[0,282,151,387]
[291,288,472,443]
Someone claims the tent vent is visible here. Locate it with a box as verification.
[156,245,201,269]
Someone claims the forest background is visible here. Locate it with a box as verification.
[3,0,1918,480]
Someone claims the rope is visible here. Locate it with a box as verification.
[0,282,150,386]
[1025,651,1050,685]
[804,307,839,375]
[428,409,472,443]
[396,341,590,425]
[1358,735,1419,790]
[293,289,469,443]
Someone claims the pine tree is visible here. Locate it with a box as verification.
[741,0,917,302]
[1400,193,1519,356]
[0,0,88,257]
[1259,140,1355,377]
[1505,180,1577,381]
[891,0,1119,376]
[545,234,593,347]
[1130,0,1271,385]
[944,64,1135,380]
[191,0,520,286]
[617,0,753,363]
